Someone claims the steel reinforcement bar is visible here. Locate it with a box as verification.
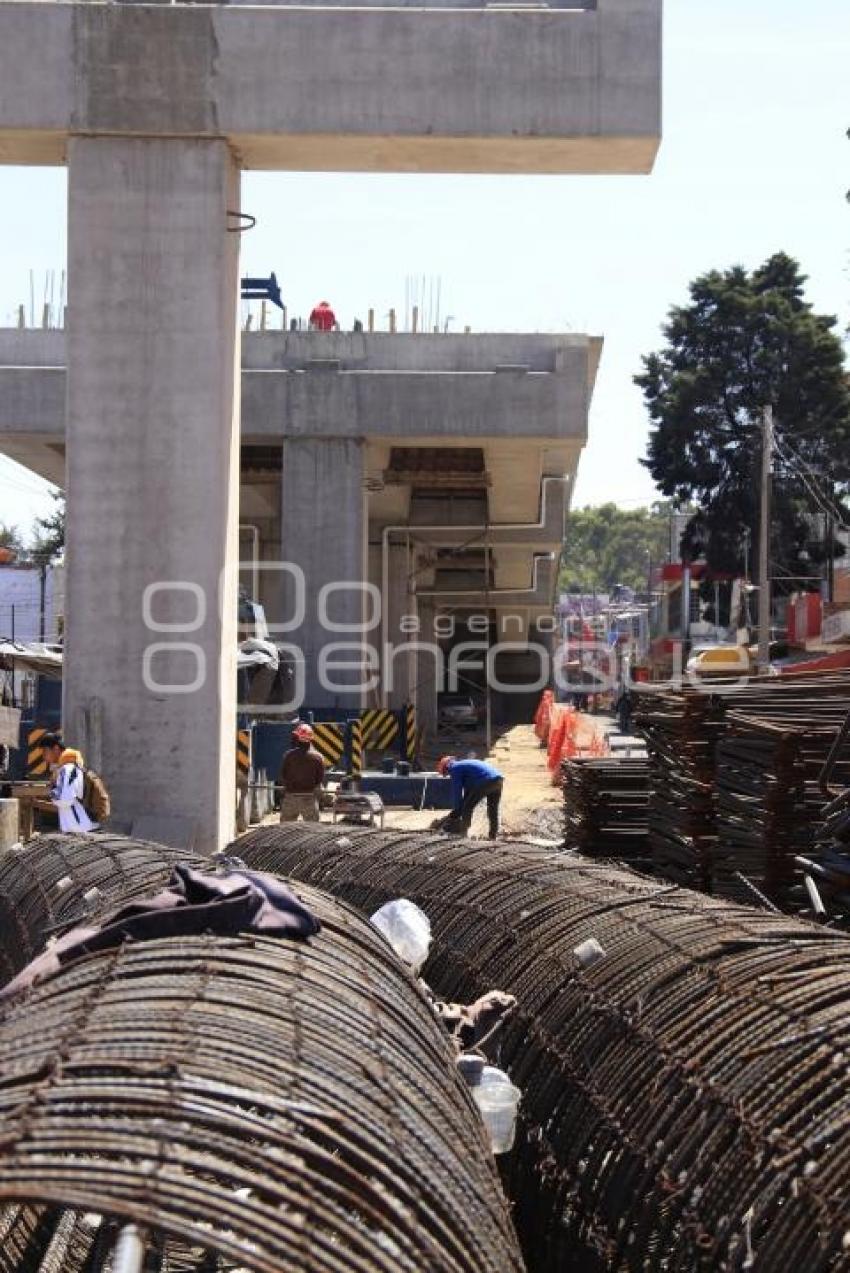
[0,832,204,985]
[0,867,522,1272]
[232,824,850,1272]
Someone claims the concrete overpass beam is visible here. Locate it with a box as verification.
[64,136,241,853]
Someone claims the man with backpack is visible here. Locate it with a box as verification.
[40,733,111,831]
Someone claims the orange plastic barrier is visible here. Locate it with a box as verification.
[534,690,554,742]
[547,714,568,771]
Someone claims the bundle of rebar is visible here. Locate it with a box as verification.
[561,757,650,863]
[232,823,850,1272]
[0,832,203,985]
[632,688,724,889]
[0,848,522,1273]
[633,674,850,902]
[713,716,818,909]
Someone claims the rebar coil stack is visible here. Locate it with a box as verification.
[234,823,850,1272]
[0,832,204,984]
[0,847,522,1273]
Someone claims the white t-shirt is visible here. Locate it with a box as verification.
[51,762,97,833]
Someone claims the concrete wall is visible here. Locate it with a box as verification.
[0,0,662,173]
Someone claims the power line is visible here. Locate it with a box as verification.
[774,436,849,531]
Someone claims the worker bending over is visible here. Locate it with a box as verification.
[437,756,504,840]
[278,724,326,822]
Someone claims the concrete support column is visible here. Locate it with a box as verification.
[65,138,241,853]
[281,437,367,710]
[416,599,439,740]
[0,800,19,851]
[384,540,418,710]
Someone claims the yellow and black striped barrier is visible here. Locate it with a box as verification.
[26,727,49,777]
[349,717,363,777]
[312,721,346,769]
[404,703,417,762]
[236,728,252,781]
[360,708,399,752]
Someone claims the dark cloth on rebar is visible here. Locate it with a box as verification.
[1,865,320,999]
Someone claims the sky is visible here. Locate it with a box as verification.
[0,0,848,536]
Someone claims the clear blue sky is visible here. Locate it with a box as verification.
[1,0,848,535]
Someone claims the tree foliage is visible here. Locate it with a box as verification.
[30,492,65,563]
[0,524,24,557]
[637,254,850,590]
[561,502,674,593]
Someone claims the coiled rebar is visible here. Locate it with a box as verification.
[233,823,850,1272]
[0,832,204,984]
[0,861,522,1272]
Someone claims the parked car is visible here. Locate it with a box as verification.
[438,693,480,729]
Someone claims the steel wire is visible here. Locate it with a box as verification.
[231,824,850,1272]
[0,842,522,1273]
[0,833,205,985]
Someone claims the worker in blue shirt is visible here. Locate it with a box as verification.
[437,756,504,840]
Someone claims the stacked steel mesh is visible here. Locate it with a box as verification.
[0,832,203,984]
[561,757,650,864]
[233,823,850,1273]
[0,840,522,1273]
[632,688,724,889]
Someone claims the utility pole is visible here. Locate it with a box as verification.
[757,405,774,672]
[38,560,47,643]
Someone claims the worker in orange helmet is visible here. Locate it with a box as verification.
[309,300,337,332]
[277,723,326,822]
[436,755,504,840]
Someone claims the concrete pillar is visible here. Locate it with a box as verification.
[65,138,241,854]
[0,800,19,850]
[281,438,367,710]
[384,540,418,710]
[417,599,439,740]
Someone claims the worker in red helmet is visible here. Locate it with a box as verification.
[309,300,337,332]
[277,723,326,822]
[436,755,504,840]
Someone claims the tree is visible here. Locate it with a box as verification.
[636,254,850,592]
[30,491,65,564]
[560,502,674,594]
[0,524,24,559]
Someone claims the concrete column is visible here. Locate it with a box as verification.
[384,540,418,710]
[65,138,241,854]
[417,599,439,740]
[0,800,19,851]
[281,437,367,710]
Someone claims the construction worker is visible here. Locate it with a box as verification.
[437,755,504,840]
[49,748,98,833]
[39,733,111,828]
[309,300,337,331]
[278,724,326,822]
